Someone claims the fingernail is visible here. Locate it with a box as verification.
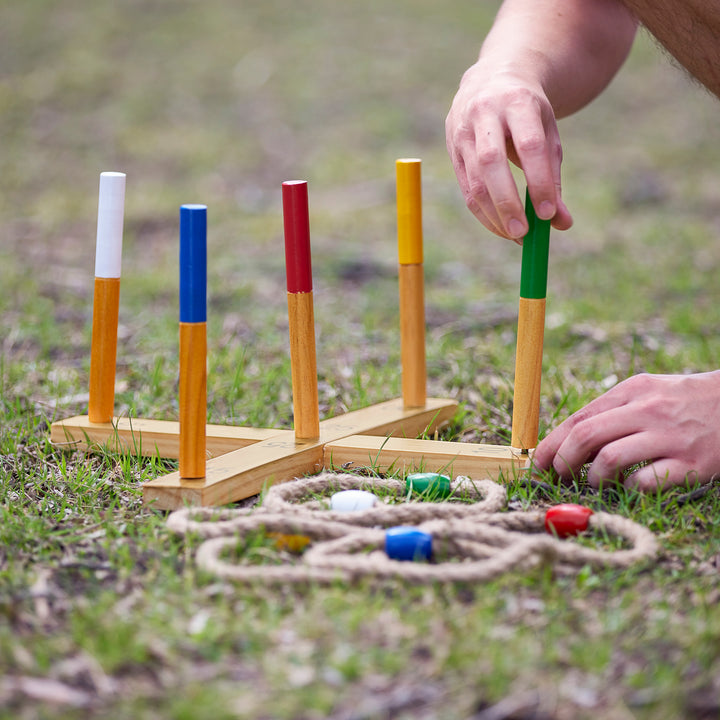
[538,201,554,219]
[508,218,525,238]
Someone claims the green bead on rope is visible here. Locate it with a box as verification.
[405,472,452,499]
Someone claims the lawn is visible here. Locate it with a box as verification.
[0,1,719,718]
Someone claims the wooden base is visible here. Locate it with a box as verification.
[324,435,523,479]
[50,396,536,510]
[50,415,285,458]
[53,398,478,509]
[141,397,457,509]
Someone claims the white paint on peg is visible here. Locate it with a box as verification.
[330,489,378,512]
[94,171,126,278]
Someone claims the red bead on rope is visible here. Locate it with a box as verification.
[544,504,594,538]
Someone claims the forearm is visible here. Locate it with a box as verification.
[620,0,720,97]
[477,0,637,118]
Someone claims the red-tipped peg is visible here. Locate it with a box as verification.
[544,504,594,538]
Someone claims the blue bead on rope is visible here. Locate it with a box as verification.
[385,526,433,562]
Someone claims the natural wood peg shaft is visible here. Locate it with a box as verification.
[287,291,320,441]
[511,297,546,450]
[88,277,120,424]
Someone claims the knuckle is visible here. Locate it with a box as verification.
[594,445,624,476]
[493,196,519,218]
[626,372,653,389]
[504,85,538,107]
[447,123,473,152]
[475,143,505,168]
[465,94,496,116]
[613,372,655,402]
[514,131,546,156]
[465,180,489,210]
[465,180,489,201]
[568,404,594,426]
[567,419,596,451]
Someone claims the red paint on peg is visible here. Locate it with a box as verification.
[282,181,312,293]
[544,504,594,538]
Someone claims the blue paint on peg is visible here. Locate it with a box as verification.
[406,472,452,499]
[330,489,378,512]
[385,526,432,562]
[179,204,207,323]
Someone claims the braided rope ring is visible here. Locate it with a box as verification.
[166,472,658,585]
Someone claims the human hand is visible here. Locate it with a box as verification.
[445,62,573,243]
[532,371,720,490]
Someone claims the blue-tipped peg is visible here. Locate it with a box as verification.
[385,526,432,562]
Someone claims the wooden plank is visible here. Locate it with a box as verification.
[50,416,284,458]
[142,397,458,509]
[143,434,324,509]
[323,434,525,480]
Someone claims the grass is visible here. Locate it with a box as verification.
[1,1,720,718]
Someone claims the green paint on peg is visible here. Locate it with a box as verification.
[406,472,452,499]
[519,188,551,300]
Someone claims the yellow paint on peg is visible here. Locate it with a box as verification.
[396,159,423,265]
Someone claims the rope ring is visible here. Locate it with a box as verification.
[166,472,659,585]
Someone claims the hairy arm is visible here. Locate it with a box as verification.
[446,0,637,240]
[620,0,720,98]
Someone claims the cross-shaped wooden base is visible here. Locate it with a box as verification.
[50,398,523,510]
